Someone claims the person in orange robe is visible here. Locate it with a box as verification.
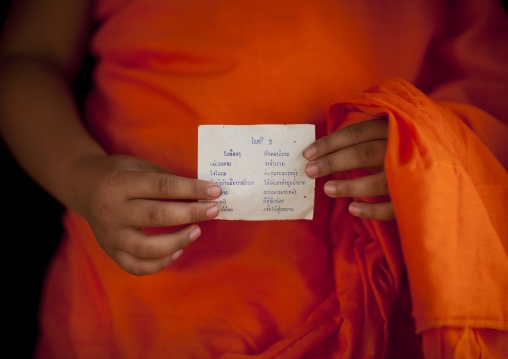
[0,0,507,358]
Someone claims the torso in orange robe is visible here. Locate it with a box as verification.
[36,1,508,358]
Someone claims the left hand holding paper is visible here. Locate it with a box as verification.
[303,119,395,221]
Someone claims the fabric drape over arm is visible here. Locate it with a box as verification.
[327,77,508,358]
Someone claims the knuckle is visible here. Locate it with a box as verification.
[368,205,379,219]
[346,122,365,141]
[102,161,135,189]
[316,135,332,153]
[192,180,200,197]
[92,170,131,205]
[189,204,202,223]
[92,200,112,220]
[321,155,333,173]
[158,175,173,195]
[355,143,375,166]
[104,171,125,188]
[132,240,153,259]
[148,205,166,225]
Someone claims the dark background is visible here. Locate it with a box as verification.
[1,1,508,358]
[0,2,64,357]
[0,1,94,357]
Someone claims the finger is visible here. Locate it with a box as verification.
[305,140,387,178]
[348,201,395,221]
[127,171,222,200]
[116,224,201,262]
[323,171,389,198]
[126,200,219,228]
[303,119,388,160]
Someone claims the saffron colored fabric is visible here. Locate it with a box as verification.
[36,0,508,358]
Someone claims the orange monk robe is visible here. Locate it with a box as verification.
[36,0,508,358]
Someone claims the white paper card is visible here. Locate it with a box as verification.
[198,125,315,220]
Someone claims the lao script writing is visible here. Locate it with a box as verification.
[198,125,315,220]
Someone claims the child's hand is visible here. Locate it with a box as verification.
[71,154,221,275]
[303,119,394,221]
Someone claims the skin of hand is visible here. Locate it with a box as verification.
[303,119,395,221]
[71,154,222,276]
[0,0,225,276]
[0,57,223,276]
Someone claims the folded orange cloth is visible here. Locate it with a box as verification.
[327,78,508,358]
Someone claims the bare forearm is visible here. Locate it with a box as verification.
[0,56,105,211]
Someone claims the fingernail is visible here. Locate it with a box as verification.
[206,204,219,218]
[349,203,361,216]
[305,163,318,178]
[171,249,183,261]
[303,145,316,159]
[208,185,222,198]
[324,182,336,196]
[189,226,201,242]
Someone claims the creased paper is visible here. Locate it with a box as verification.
[198,125,315,220]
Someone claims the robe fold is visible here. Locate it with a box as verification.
[36,0,508,358]
[327,78,508,358]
